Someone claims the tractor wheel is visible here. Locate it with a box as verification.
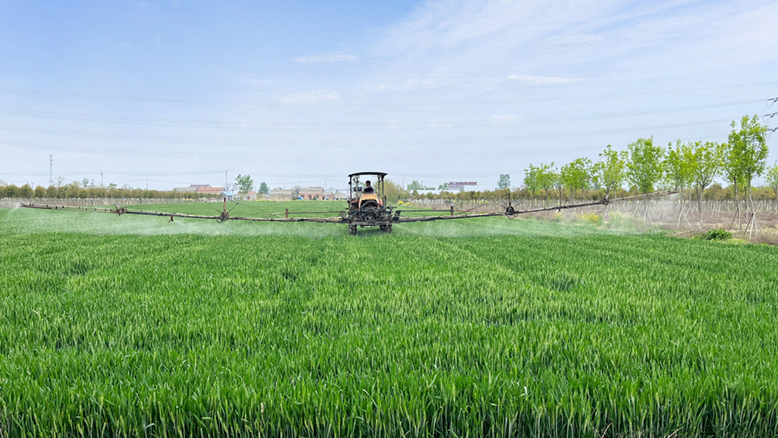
[348,224,357,235]
[380,224,392,234]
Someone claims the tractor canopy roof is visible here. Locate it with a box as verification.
[348,172,387,178]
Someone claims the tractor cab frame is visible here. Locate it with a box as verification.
[346,172,394,234]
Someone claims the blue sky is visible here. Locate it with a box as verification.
[1,0,776,190]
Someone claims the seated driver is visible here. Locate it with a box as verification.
[363,180,375,194]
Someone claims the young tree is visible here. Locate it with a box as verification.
[384,180,409,203]
[407,180,423,191]
[497,174,510,190]
[686,141,724,225]
[764,163,778,213]
[727,115,769,216]
[438,182,450,191]
[523,165,539,197]
[536,163,557,206]
[664,140,693,195]
[560,158,591,200]
[626,137,664,194]
[34,185,46,198]
[258,182,269,195]
[234,174,254,196]
[19,184,34,198]
[597,145,628,198]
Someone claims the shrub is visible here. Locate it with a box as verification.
[700,228,732,241]
[576,213,602,226]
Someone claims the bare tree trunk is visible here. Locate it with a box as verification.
[696,186,704,229]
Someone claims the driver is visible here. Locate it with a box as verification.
[363,180,375,194]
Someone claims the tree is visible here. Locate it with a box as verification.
[438,182,450,191]
[19,184,34,198]
[626,137,664,194]
[234,174,254,196]
[766,163,778,213]
[407,180,424,191]
[291,185,301,199]
[523,166,539,197]
[54,176,66,188]
[80,177,95,188]
[560,158,591,200]
[384,180,409,203]
[34,185,46,198]
[663,140,693,195]
[687,141,724,225]
[727,115,769,217]
[597,145,627,197]
[258,182,269,195]
[497,174,510,190]
[538,164,557,206]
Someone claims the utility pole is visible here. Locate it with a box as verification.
[100,171,104,187]
[49,155,53,185]
[146,179,149,190]
[225,170,228,189]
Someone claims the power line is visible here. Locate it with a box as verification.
[0,82,773,106]
[0,118,736,160]
[0,117,735,148]
[0,98,768,130]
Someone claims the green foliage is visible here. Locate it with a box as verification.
[605,212,646,231]
[626,136,665,194]
[727,115,769,199]
[406,180,423,191]
[575,212,602,226]
[560,157,591,199]
[497,173,510,190]
[595,144,628,195]
[384,179,409,203]
[234,174,254,195]
[437,182,450,190]
[19,183,34,198]
[525,163,557,203]
[664,140,693,192]
[2,208,778,436]
[699,228,732,241]
[767,164,778,199]
[259,181,270,195]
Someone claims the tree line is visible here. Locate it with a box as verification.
[520,115,777,219]
[0,181,218,200]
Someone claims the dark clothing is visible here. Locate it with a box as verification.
[363,186,375,194]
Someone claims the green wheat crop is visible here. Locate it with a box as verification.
[1,207,777,437]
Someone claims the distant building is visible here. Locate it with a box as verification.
[449,181,477,191]
[240,191,258,201]
[299,187,325,200]
[195,186,226,196]
[268,187,341,201]
[269,189,293,201]
[173,184,211,193]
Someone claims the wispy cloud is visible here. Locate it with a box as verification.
[278,91,341,104]
[294,55,359,64]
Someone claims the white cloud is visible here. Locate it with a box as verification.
[278,92,341,104]
[506,74,583,85]
[294,55,359,64]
